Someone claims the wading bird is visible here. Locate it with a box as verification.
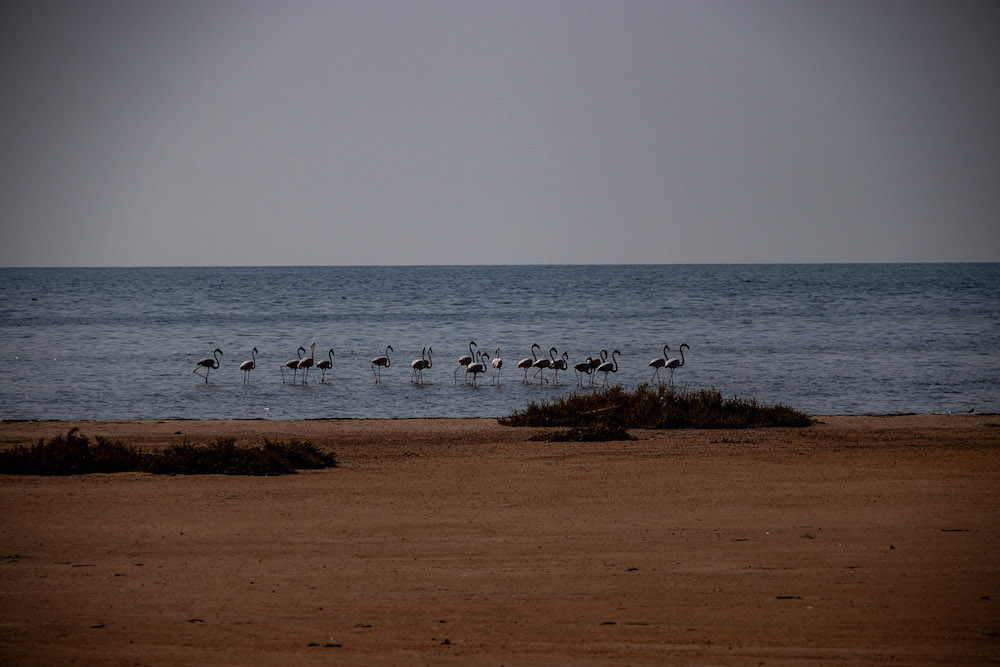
[411,347,425,383]
[588,351,607,387]
[531,347,557,385]
[372,345,393,384]
[516,344,539,384]
[194,348,223,384]
[455,341,477,384]
[280,346,306,384]
[574,357,595,386]
[411,347,432,384]
[297,342,316,384]
[491,347,503,385]
[240,347,258,384]
[665,343,689,385]
[596,349,620,387]
[316,348,335,383]
[465,350,487,387]
[648,344,670,382]
[422,346,433,382]
[551,351,569,385]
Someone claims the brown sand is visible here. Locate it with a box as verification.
[1,415,998,665]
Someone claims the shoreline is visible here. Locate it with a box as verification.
[1,415,997,664]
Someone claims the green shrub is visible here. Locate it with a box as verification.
[500,384,813,429]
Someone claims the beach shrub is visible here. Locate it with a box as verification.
[0,428,148,475]
[146,438,301,476]
[0,431,337,476]
[500,384,813,429]
[264,438,338,470]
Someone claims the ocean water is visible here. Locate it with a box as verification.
[0,264,997,420]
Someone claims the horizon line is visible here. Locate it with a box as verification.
[2,260,998,270]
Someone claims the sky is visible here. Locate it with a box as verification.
[1,0,998,266]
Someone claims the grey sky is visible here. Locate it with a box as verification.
[2,0,998,266]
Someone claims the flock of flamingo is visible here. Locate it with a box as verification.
[193,341,689,388]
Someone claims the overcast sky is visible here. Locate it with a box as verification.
[1,0,998,266]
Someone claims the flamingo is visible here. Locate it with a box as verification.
[588,350,608,387]
[417,346,433,383]
[531,347,557,385]
[193,348,223,384]
[648,344,670,382]
[551,351,569,385]
[372,345,392,383]
[465,350,487,387]
[596,349,621,387]
[316,348,335,383]
[411,347,428,384]
[239,347,258,385]
[297,342,316,384]
[455,340,477,384]
[664,343,689,386]
[573,357,594,386]
[280,346,306,384]
[516,344,539,384]
[491,347,503,385]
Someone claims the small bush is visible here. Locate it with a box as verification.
[500,384,813,429]
[0,431,337,476]
[0,428,149,475]
[264,439,338,470]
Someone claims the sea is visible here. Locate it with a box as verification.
[0,264,997,420]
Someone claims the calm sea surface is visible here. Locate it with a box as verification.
[0,264,997,420]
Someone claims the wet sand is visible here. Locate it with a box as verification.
[1,415,998,664]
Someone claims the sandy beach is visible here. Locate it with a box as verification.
[1,415,998,664]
